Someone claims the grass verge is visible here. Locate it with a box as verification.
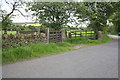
[2,34,112,64]
[2,43,73,64]
[65,34,112,45]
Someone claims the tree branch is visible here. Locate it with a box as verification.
[5,0,9,5]
[2,2,17,22]
[15,9,25,17]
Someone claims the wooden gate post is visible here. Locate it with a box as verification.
[85,30,87,37]
[46,28,49,44]
[75,31,76,38]
[16,29,20,34]
[68,32,72,38]
[61,29,66,41]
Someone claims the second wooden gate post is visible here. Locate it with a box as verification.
[46,28,49,44]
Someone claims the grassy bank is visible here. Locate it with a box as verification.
[2,43,73,64]
[2,34,112,64]
[66,34,112,45]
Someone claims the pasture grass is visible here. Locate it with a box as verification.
[7,31,16,34]
[2,43,73,64]
[2,31,16,35]
[2,34,112,64]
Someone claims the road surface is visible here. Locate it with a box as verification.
[2,35,118,78]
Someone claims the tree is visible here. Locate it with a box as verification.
[109,2,120,34]
[28,2,74,30]
[1,0,25,34]
[28,2,89,30]
[68,2,89,27]
[83,2,114,39]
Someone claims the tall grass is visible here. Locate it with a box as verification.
[2,43,73,64]
[65,34,112,45]
[2,34,112,64]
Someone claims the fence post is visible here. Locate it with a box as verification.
[85,30,87,37]
[46,28,49,44]
[80,31,82,37]
[68,32,72,38]
[61,29,66,41]
[16,30,20,34]
[91,30,92,37]
[75,31,76,38]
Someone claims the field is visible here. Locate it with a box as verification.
[2,31,16,35]
[22,24,42,27]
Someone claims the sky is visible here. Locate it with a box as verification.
[0,0,33,23]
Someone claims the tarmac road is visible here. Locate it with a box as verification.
[2,35,118,78]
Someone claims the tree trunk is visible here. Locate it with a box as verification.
[94,29,99,40]
[94,22,100,40]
